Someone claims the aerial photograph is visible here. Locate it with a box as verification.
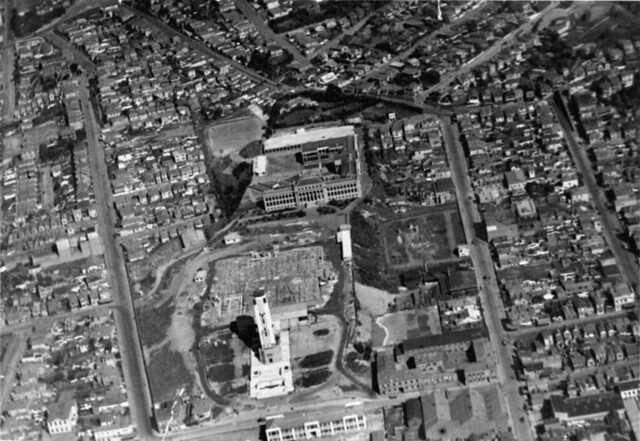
[0,0,639,440]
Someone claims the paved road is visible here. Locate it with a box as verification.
[551,97,639,293]
[426,1,558,97]
[441,116,532,441]
[170,397,388,441]
[357,2,491,86]
[44,31,96,74]
[308,13,373,60]
[233,0,309,68]
[79,74,157,439]
[122,4,287,92]
[343,91,453,117]
[46,33,156,437]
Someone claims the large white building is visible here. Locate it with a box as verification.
[260,125,362,212]
[250,290,294,399]
[47,390,78,435]
[336,224,352,261]
[266,413,367,441]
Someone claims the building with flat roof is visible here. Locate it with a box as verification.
[253,155,268,176]
[336,224,352,261]
[377,328,491,396]
[550,392,624,425]
[617,378,640,399]
[263,126,356,155]
[265,412,367,441]
[259,125,362,212]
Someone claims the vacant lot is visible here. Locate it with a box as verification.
[355,283,395,317]
[290,315,341,389]
[136,299,175,348]
[351,210,398,292]
[147,343,193,404]
[200,331,249,399]
[377,308,440,346]
[382,212,455,266]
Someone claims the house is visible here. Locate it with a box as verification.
[505,169,527,193]
[523,361,544,380]
[573,297,594,318]
[592,344,607,365]
[224,232,242,245]
[570,186,591,204]
[592,291,605,315]
[47,389,78,434]
[563,303,577,320]
[617,379,640,399]
[611,283,635,311]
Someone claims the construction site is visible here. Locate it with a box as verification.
[205,246,337,324]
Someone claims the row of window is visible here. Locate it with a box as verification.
[265,144,301,153]
[266,417,366,441]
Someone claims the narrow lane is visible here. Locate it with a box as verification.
[551,98,639,293]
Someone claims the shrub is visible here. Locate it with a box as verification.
[297,369,331,388]
[313,328,330,337]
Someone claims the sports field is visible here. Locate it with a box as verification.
[203,113,264,158]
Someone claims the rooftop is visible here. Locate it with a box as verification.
[263,125,355,152]
[399,327,489,354]
[551,392,624,419]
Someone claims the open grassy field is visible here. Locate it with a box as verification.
[290,315,341,389]
[351,209,398,293]
[203,113,264,158]
[147,343,193,404]
[136,298,175,348]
